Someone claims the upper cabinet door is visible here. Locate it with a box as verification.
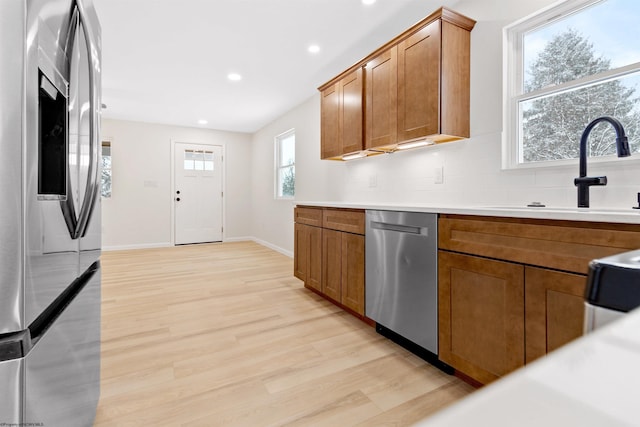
[320,69,363,159]
[397,20,441,142]
[365,47,398,149]
[340,68,363,155]
[320,83,340,159]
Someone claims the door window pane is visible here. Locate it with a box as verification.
[184,149,214,171]
[204,151,214,171]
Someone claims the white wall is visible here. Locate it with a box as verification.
[249,96,343,256]
[250,0,640,255]
[101,119,252,250]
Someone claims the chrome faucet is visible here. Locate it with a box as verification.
[574,116,630,208]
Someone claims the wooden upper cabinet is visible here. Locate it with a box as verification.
[319,7,475,160]
[440,18,472,138]
[365,48,397,149]
[397,20,441,142]
[341,69,364,154]
[320,83,341,159]
[320,68,363,159]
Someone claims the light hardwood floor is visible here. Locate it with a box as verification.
[94,241,475,426]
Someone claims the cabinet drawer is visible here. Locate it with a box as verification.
[294,207,323,227]
[439,215,640,274]
[323,209,365,235]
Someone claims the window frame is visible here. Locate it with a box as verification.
[502,0,640,169]
[274,128,295,200]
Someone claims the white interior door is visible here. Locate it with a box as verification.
[174,143,223,245]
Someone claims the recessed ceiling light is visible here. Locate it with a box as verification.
[197,119,208,125]
[308,44,320,54]
[227,73,242,81]
[362,0,376,5]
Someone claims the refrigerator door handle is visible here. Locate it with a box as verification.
[73,0,101,239]
[60,6,80,239]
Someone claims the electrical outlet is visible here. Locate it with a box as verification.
[434,166,444,184]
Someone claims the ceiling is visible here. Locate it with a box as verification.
[93,0,460,134]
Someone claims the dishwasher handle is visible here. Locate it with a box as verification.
[370,221,429,236]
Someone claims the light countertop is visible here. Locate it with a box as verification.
[414,307,640,426]
[295,201,640,224]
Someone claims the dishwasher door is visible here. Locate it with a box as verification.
[366,210,438,354]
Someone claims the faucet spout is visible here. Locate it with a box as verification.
[574,116,630,208]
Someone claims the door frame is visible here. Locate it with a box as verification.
[170,139,226,245]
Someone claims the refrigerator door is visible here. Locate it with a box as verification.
[0,0,26,333]
[25,263,101,426]
[25,0,81,328]
[0,358,23,422]
[24,0,102,326]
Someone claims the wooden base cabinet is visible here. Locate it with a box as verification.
[524,267,586,364]
[438,251,525,385]
[295,206,366,318]
[294,222,322,292]
[323,229,365,315]
[438,214,640,384]
[439,253,587,384]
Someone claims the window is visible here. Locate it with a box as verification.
[183,149,214,171]
[504,0,640,168]
[275,129,295,199]
[101,141,111,198]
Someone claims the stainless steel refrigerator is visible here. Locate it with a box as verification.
[0,0,102,425]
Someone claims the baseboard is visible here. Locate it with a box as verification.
[102,237,293,258]
[243,237,293,258]
[102,242,172,251]
[223,236,254,243]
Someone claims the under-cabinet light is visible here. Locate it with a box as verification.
[342,152,367,161]
[396,139,434,150]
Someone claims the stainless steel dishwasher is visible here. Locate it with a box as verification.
[366,210,439,358]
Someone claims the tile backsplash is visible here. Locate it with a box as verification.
[340,130,640,210]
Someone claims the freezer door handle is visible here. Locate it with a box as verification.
[28,261,99,348]
[0,330,32,362]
